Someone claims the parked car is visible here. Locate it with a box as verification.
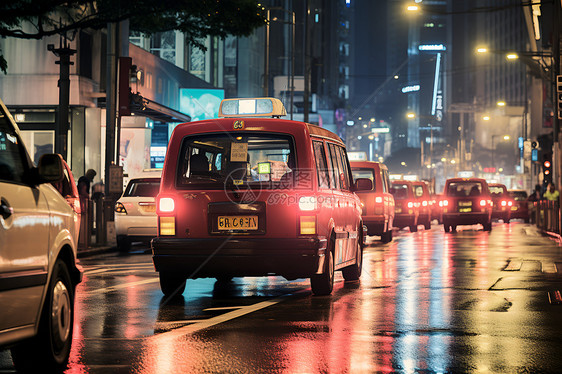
[0,98,82,371]
[390,180,419,232]
[489,183,513,223]
[115,176,161,252]
[441,177,493,232]
[350,161,395,243]
[508,189,530,223]
[151,97,370,296]
[412,180,432,230]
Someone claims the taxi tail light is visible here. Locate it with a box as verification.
[375,197,383,203]
[299,196,317,211]
[422,200,428,207]
[508,200,513,206]
[501,200,507,207]
[300,216,316,235]
[115,202,127,214]
[439,200,449,207]
[479,199,487,207]
[159,197,175,213]
[159,217,176,236]
[407,201,414,209]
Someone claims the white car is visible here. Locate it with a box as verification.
[0,99,82,371]
[115,176,161,252]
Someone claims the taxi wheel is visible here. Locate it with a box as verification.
[483,221,492,231]
[410,224,418,232]
[159,273,186,297]
[11,260,74,372]
[342,240,362,281]
[311,245,334,296]
[381,229,392,243]
[117,236,131,252]
[424,220,431,230]
[443,222,450,233]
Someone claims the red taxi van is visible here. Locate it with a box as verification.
[390,180,419,232]
[152,98,371,296]
[441,177,493,232]
[350,161,395,243]
[508,189,530,223]
[489,183,512,223]
[412,180,432,230]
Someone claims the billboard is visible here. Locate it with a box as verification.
[179,88,225,121]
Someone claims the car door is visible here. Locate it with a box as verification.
[0,108,50,332]
[326,143,348,266]
[336,146,359,263]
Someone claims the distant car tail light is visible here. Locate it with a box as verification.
[508,201,513,206]
[115,202,127,214]
[422,200,428,207]
[479,200,487,207]
[300,216,316,235]
[407,201,414,208]
[501,200,507,207]
[375,196,383,203]
[299,196,317,211]
[159,217,175,236]
[159,197,175,213]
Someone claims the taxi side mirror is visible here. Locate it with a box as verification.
[37,153,64,184]
[354,178,373,191]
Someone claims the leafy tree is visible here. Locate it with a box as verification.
[0,0,266,73]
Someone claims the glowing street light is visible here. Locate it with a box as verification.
[506,53,519,60]
[406,112,416,119]
[476,47,488,54]
[406,4,419,11]
[497,101,506,107]
[482,115,491,121]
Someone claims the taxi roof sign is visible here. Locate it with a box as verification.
[219,97,287,118]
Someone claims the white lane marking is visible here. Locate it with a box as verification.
[542,261,557,273]
[88,278,159,294]
[150,296,287,339]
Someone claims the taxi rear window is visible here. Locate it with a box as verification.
[176,133,295,189]
[447,182,483,197]
[124,179,161,197]
[390,184,409,199]
[489,185,506,196]
[351,168,377,192]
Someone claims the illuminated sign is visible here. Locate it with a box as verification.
[371,127,390,133]
[419,44,446,51]
[402,85,420,93]
[347,152,368,161]
[179,88,225,121]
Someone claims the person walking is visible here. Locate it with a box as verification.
[543,183,559,202]
[77,169,96,248]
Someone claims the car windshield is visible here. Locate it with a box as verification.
[447,182,483,197]
[176,133,296,190]
[489,185,506,196]
[351,168,377,191]
[124,179,160,197]
[390,184,409,199]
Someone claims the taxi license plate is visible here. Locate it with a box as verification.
[218,216,258,230]
[459,207,472,213]
[511,206,518,211]
[395,207,402,213]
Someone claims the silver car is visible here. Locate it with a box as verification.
[0,99,82,371]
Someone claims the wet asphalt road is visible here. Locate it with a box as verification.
[2,221,562,373]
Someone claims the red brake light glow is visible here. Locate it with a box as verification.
[479,200,487,207]
[299,196,317,211]
[375,196,383,203]
[407,201,414,208]
[501,200,507,207]
[422,200,428,207]
[159,197,175,213]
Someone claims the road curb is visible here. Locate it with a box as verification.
[541,230,562,243]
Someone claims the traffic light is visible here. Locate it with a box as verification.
[557,75,562,120]
[542,152,552,184]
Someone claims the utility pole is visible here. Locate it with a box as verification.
[49,33,76,160]
[303,0,310,123]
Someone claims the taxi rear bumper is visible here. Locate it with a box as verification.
[151,237,326,279]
